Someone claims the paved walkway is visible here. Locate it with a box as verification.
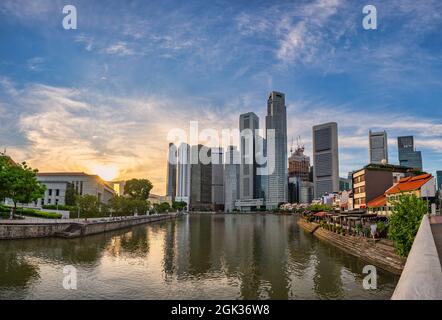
[430,215,442,268]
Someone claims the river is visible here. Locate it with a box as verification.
[0,213,398,299]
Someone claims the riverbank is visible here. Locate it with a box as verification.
[297,218,405,275]
[0,213,181,240]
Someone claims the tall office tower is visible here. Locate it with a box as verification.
[265,91,288,209]
[211,147,224,211]
[176,143,191,208]
[239,112,260,200]
[398,136,423,170]
[224,146,240,212]
[166,143,177,201]
[190,144,212,211]
[369,130,388,164]
[313,122,339,198]
[436,170,442,191]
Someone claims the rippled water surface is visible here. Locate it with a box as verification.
[0,214,398,299]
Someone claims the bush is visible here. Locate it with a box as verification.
[0,205,61,219]
[388,195,427,257]
[42,204,76,211]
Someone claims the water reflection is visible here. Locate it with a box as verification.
[0,214,398,299]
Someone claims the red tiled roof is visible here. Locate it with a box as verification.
[385,173,432,195]
[368,194,386,208]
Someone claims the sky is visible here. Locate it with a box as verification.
[0,0,441,194]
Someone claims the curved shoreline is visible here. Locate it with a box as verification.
[297,218,405,275]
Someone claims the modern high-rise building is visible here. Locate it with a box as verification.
[265,91,288,209]
[224,146,240,212]
[312,122,339,198]
[239,112,259,200]
[190,144,212,211]
[176,143,191,209]
[166,143,177,201]
[398,136,423,171]
[436,170,442,191]
[237,112,264,211]
[211,147,224,211]
[369,130,388,164]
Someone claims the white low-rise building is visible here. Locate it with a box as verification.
[35,172,115,206]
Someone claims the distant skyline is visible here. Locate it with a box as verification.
[1,0,442,193]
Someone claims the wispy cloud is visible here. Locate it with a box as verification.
[104,42,135,56]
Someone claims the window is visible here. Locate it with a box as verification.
[56,189,60,196]
[48,199,51,204]
[48,189,52,196]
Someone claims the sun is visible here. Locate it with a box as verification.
[91,165,119,181]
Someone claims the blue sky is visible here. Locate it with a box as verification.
[0,0,441,193]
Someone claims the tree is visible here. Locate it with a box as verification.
[124,179,153,200]
[1,161,46,219]
[0,157,9,202]
[154,202,171,213]
[388,194,427,257]
[172,201,187,211]
[109,195,149,216]
[75,194,100,218]
[64,182,78,206]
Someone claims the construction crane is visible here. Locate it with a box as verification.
[296,136,304,153]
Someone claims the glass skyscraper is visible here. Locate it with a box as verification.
[397,136,423,171]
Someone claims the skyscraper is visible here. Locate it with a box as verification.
[211,147,224,211]
[313,122,339,198]
[239,112,259,200]
[237,112,264,211]
[398,136,423,171]
[265,91,288,209]
[224,146,240,212]
[166,143,177,201]
[288,139,310,181]
[176,143,191,209]
[369,130,388,164]
[436,170,442,191]
[190,144,212,211]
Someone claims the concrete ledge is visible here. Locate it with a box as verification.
[392,215,442,300]
[0,213,180,240]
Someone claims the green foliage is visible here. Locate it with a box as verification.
[154,202,171,213]
[0,205,61,219]
[307,204,332,212]
[42,204,76,211]
[109,195,149,216]
[64,183,78,206]
[0,160,45,218]
[172,201,187,211]
[124,179,153,200]
[388,194,427,257]
[75,194,100,218]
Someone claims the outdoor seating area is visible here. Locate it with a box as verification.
[302,210,389,239]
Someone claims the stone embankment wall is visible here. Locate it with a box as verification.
[297,218,405,275]
[0,213,179,240]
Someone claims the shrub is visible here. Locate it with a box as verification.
[388,195,427,257]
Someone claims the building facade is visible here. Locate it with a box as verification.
[166,143,177,201]
[369,130,388,164]
[265,91,288,209]
[211,147,224,211]
[352,164,414,209]
[176,143,191,209]
[436,170,442,191]
[35,172,115,206]
[190,144,212,211]
[398,136,423,171]
[224,146,240,212]
[237,112,264,211]
[312,122,339,198]
[288,144,310,181]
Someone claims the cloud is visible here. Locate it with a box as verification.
[27,57,45,71]
[104,42,135,56]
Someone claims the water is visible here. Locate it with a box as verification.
[0,214,398,299]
